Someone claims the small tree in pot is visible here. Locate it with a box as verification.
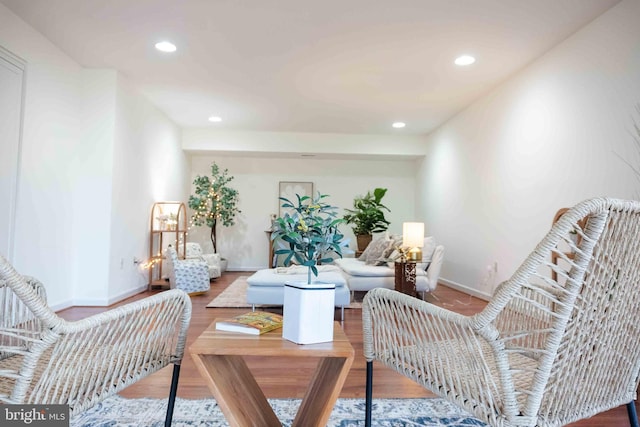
[271,192,347,284]
[342,187,390,253]
[188,163,241,259]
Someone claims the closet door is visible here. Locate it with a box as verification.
[0,46,25,261]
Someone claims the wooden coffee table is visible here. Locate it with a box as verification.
[189,319,354,427]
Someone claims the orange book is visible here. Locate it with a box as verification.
[215,311,283,335]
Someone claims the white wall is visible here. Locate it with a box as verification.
[418,0,640,298]
[70,69,116,304]
[70,69,189,305]
[189,154,419,270]
[0,4,188,308]
[183,129,427,158]
[0,3,82,307]
[108,73,188,302]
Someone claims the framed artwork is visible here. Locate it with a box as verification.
[278,181,314,217]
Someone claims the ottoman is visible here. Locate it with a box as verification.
[246,266,351,320]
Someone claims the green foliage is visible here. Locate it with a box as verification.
[271,192,347,283]
[188,163,240,253]
[342,187,390,236]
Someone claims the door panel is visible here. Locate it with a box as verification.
[0,47,25,261]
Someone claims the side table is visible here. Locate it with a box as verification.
[265,230,276,267]
[190,320,354,427]
[395,261,417,297]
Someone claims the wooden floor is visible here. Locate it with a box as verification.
[59,272,634,426]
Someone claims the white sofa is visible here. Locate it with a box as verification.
[245,266,351,320]
[333,236,444,298]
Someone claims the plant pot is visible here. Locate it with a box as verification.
[356,234,373,253]
[283,281,335,344]
[220,258,228,272]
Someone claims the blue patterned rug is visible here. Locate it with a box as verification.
[71,395,488,426]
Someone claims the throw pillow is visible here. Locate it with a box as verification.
[361,235,392,264]
[357,237,376,260]
[386,249,402,268]
[422,236,436,262]
[389,233,403,248]
[369,240,397,266]
[415,236,436,271]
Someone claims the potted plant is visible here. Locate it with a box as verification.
[188,162,241,272]
[271,192,347,344]
[271,192,347,283]
[342,187,391,253]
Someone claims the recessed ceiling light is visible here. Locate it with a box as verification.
[455,55,476,66]
[155,41,177,53]
[208,116,222,122]
[392,122,406,128]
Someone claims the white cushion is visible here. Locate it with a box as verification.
[334,258,427,278]
[247,268,347,288]
[358,234,390,261]
[422,236,436,262]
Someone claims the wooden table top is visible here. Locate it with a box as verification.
[189,320,354,359]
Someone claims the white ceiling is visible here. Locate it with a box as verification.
[2,0,620,135]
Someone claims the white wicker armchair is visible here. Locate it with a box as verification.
[0,255,191,426]
[363,197,640,427]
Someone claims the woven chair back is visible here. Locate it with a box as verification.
[488,198,640,425]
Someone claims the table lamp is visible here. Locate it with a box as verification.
[402,222,424,262]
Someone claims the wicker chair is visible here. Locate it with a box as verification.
[363,197,640,427]
[0,255,191,426]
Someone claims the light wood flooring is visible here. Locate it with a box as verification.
[58,272,634,426]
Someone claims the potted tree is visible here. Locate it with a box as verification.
[271,192,347,283]
[188,162,241,272]
[342,187,390,254]
[271,192,348,344]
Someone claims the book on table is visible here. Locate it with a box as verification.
[215,311,284,335]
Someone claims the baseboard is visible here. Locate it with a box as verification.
[71,284,148,307]
[439,277,492,301]
[50,300,74,312]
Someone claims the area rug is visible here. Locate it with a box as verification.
[206,276,363,309]
[71,395,487,426]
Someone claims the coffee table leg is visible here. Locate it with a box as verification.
[192,354,281,427]
[293,356,353,427]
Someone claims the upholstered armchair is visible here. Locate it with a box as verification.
[363,198,640,427]
[166,245,211,295]
[185,242,221,279]
[0,255,191,426]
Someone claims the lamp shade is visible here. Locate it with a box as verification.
[402,222,424,248]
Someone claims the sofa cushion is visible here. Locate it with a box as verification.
[422,236,436,262]
[369,241,397,266]
[335,257,427,277]
[365,233,403,265]
[413,236,436,270]
[335,258,394,277]
[359,235,391,263]
[383,236,436,269]
[247,267,347,288]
